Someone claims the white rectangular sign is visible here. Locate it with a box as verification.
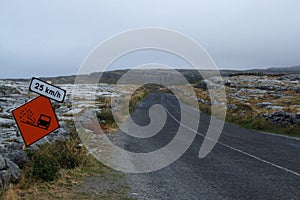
[29,77,66,102]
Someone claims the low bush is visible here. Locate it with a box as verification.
[97,109,115,125]
[198,103,211,114]
[24,133,87,183]
[25,152,59,182]
[51,139,86,169]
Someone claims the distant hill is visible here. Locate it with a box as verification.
[2,66,299,84]
[265,65,300,72]
[248,65,300,73]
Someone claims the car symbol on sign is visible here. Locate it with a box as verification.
[37,114,51,130]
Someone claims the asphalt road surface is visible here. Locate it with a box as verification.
[115,93,300,200]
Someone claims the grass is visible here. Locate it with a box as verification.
[0,190,4,199]
[1,123,133,199]
[129,88,150,113]
[197,101,300,137]
[199,103,211,114]
[95,87,150,133]
[240,118,300,137]
[97,109,119,132]
[228,102,300,137]
[3,159,131,199]
[94,96,119,132]
[191,82,300,138]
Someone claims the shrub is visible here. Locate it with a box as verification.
[97,109,115,124]
[51,139,85,169]
[199,103,211,114]
[24,136,87,183]
[25,152,59,182]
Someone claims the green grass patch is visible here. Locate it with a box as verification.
[226,111,300,137]
[198,102,300,137]
[199,103,211,114]
[0,189,4,199]
[241,117,300,137]
[97,109,115,125]
[129,88,150,113]
[22,131,89,184]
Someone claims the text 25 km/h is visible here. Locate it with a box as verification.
[29,77,66,103]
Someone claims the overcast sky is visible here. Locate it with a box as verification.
[1,0,300,78]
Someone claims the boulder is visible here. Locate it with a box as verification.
[278,74,300,81]
[272,110,286,117]
[5,150,28,169]
[0,155,6,170]
[266,106,283,111]
[209,76,224,84]
[264,110,300,127]
[292,113,300,125]
[5,158,20,183]
[225,80,237,87]
[227,104,238,110]
[0,170,11,189]
[0,85,20,96]
[292,118,300,125]
[194,80,208,90]
[0,155,21,188]
[256,102,272,108]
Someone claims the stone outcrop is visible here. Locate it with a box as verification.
[262,111,300,127]
[0,155,21,188]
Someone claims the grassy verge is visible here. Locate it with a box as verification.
[0,189,4,199]
[239,117,300,137]
[97,109,119,132]
[2,124,132,199]
[129,87,150,113]
[95,88,150,132]
[198,102,300,137]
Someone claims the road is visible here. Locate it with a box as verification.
[116,93,300,200]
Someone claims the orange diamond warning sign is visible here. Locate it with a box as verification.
[12,96,59,147]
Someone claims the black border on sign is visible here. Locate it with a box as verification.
[29,77,66,103]
[11,96,60,147]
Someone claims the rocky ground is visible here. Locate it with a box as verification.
[0,80,124,189]
[194,73,300,127]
